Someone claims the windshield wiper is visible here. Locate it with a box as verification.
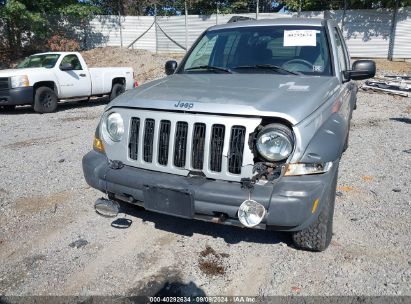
[232,64,300,75]
[185,65,233,73]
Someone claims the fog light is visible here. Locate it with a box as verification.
[238,200,266,227]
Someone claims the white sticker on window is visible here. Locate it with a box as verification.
[313,65,324,72]
[283,30,317,47]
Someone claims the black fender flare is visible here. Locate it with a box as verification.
[300,113,348,163]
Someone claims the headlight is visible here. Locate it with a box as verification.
[285,162,333,176]
[256,124,293,161]
[11,75,29,88]
[104,112,124,142]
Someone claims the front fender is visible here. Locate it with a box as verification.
[299,113,348,163]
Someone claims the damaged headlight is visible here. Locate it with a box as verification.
[285,162,333,176]
[256,124,293,161]
[103,112,124,142]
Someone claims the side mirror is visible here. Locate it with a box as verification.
[165,60,178,75]
[60,62,74,71]
[344,60,376,80]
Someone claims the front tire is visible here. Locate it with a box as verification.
[292,163,339,252]
[34,87,58,113]
[109,83,125,101]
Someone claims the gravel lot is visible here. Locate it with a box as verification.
[0,67,410,298]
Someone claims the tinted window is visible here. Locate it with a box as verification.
[182,26,332,76]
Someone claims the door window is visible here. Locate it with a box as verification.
[60,55,83,70]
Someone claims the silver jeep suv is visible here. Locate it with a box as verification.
[82,18,375,251]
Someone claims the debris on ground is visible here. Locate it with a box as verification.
[361,75,411,97]
[198,246,228,276]
[23,254,47,268]
[291,286,301,293]
[69,238,89,249]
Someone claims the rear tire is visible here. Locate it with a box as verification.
[291,163,338,252]
[34,87,58,113]
[109,83,125,101]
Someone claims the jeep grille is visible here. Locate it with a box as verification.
[129,117,248,175]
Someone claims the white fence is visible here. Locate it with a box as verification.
[85,7,411,59]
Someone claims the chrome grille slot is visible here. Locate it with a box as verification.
[228,126,246,174]
[129,118,140,160]
[158,120,171,165]
[192,123,206,170]
[174,122,188,167]
[143,119,155,162]
[209,124,225,172]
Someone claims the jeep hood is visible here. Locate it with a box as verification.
[110,74,340,125]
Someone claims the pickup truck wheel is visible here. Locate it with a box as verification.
[291,164,338,252]
[110,83,125,101]
[34,87,58,113]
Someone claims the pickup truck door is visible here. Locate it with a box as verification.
[56,54,91,98]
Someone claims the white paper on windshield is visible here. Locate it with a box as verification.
[283,30,317,46]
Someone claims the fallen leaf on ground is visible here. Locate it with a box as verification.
[338,186,354,192]
[362,175,373,181]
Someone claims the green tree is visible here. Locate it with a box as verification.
[0,0,99,55]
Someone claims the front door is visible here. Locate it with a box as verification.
[56,54,91,98]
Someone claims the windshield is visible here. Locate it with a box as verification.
[16,54,60,69]
[182,26,332,76]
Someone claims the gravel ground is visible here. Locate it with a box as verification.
[0,69,410,298]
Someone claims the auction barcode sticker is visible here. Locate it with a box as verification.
[283,30,317,46]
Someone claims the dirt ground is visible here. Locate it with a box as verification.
[81,47,184,83]
[371,59,411,75]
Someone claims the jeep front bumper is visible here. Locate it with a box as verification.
[82,150,338,231]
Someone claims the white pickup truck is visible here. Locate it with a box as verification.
[0,52,136,113]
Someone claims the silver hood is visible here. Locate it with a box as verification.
[109,74,340,125]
